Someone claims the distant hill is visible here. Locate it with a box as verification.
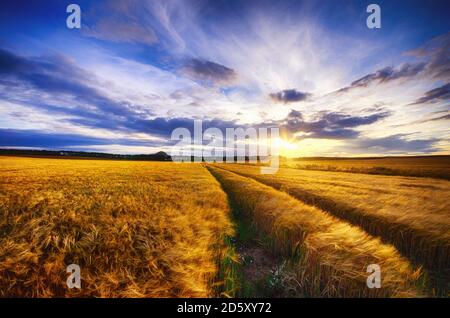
[0,149,172,161]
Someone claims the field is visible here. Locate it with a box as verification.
[283,156,450,180]
[0,156,449,297]
[207,166,421,297]
[217,162,450,293]
[0,157,233,297]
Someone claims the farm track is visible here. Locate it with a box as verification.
[204,165,293,297]
[213,164,450,295]
[206,165,423,297]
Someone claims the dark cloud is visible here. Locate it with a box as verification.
[270,89,311,104]
[182,58,237,85]
[0,129,163,149]
[62,116,240,140]
[288,109,303,119]
[354,134,438,153]
[280,109,390,139]
[0,48,141,120]
[0,49,241,141]
[319,112,390,127]
[411,83,450,105]
[346,63,426,90]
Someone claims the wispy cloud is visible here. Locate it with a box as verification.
[0,1,448,155]
[406,32,450,81]
[411,83,450,105]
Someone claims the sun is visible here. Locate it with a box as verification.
[273,137,300,157]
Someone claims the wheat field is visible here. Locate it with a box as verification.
[282,156,450,180]
[0,156,448,297]
[214,163,450,295]
[0,156,233,297]
[208,166,422,297]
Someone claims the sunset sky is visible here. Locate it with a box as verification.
[0,0,449,157]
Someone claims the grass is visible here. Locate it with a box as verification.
[214,190,294,298]
[216,235,240,298]
[208,166,423,297]
[216,163,450,293]
[0,156,233,297]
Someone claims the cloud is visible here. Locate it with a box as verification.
[411,83,450,104]
[69,116,239,138]
[334,32,450,95]
[425,114,450,122]
[406,32,450,81]
[181,58,237,85]
[354,134,438,153]
[269,89,311,104]
[0,48,141,120]
[0,49,241,140]
[342,63,426,91]
[142,0,379,96]
[0,129,163,149]
[1,2,448,156]
[280,109,390,139]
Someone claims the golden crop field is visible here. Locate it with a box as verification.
[0,156,449,297]
[283,156,450,180]
[215,163,450,295]
[0,156,233,297]
[207,166,421,297]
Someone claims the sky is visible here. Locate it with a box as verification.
[0,0,449,157]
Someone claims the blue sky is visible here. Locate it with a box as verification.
[0,0,449,156]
